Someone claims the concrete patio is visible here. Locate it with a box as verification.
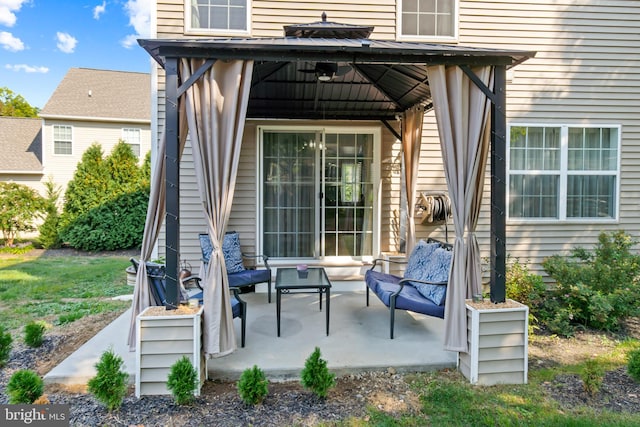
[44,283,457,385]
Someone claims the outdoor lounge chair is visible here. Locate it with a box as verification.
[199,232,273,303]
[130,258,247,347]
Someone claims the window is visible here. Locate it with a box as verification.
[399,0,457,39]
[261,128,377,259]
[53,125,72,155]
[122,128,141,157]
[508,124,620,221]
[187,0,248,33]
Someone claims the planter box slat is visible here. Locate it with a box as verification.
[478,320,526,335]
[139,326,195,341]
[140,339,194,354]
[478,346,525,361]
[477,333,525,348]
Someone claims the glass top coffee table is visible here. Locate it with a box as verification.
[275,267,332,337]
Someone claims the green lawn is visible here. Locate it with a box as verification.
[1,253,639,426]
[0,254,132,333]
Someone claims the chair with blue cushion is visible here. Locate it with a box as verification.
[130,258,247,347]
[199,232,272,303]
[365,238,453,338]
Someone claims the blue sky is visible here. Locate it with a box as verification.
[0,0,151,109]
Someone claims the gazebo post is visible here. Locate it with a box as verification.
[490,65,507,303]
[164,56,180,309]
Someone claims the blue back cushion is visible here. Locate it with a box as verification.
[222,232,245,274]
[199,234,213,264]
[411,248,452,305]
[403,240,440,280]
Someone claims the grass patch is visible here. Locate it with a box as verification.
[0,254,132,333]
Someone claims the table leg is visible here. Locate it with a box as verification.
[319,287,322,311]
[326,287,330,336]
[276,288,281,337]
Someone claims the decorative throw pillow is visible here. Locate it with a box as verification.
[412,248,453,305]
[222,232,245,274]
[403,240,440,281]
[199,234,213,264]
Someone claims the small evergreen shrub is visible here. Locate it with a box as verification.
[24,321,46,348]
[38,178,62,249]
[87,349,129,411]
[7,370,44,403]
[300,347,335,399]
[627,348,640,383]
[541,230,640,336]
[581,359,604,396]
[506,257,546,336]
[167,356,199,405]
[0,325,13,367]
[237,365,269,405]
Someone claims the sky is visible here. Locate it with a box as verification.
[0,0,151,109]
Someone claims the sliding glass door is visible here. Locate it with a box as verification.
[261,128,376,259]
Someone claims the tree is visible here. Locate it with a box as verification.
[0,182,46,246]
[0,87,39,117]
[104,141,142,197]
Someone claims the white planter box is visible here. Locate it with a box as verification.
[458,299,528,386]
[136,306,205,397]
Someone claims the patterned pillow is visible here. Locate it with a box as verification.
[404,240,440,280]
[222,232,245,274]
[412,248,452,305]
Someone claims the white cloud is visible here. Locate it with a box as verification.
[5,63,48,73]
[0,0,29,27]
[93,0,106,20]
[56,31,77,53]
[0,30,23,51]
[121,0,150,49]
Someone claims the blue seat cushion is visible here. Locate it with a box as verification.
[228,268,270,288]
[365,270,445,319]
[190,290,242,318]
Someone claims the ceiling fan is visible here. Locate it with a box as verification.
[298,62,351,82]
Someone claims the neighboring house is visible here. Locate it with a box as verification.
[39,68,152,198]
[0,116,44,193]
[150,1,640,279]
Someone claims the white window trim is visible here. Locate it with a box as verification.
[256,125,381,263]
[396,0,459,42]
[507,123,621,224]
[122,127,142,157]
[184,0,251,37]
[52,124,73,156]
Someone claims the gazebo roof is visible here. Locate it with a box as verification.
[138,33,534,120]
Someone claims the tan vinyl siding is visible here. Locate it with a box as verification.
[154,1,640,281]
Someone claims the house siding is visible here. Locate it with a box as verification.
[41,120,151,198]
[154,0,640,279]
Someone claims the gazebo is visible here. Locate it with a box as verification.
[130,15,535,359]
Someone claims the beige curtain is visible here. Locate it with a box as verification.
[128,110,188,351]
[180,58,254,357]
[402,105,424,254]
[427,65,494,352]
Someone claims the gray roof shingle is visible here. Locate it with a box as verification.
[0,116,43,172]
[40,68,150,121]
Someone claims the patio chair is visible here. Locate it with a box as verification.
[130,258,247,347]
[199,232,273,303]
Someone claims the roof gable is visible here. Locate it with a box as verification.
[40,68,150,122]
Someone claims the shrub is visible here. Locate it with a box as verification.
[0,182,46,247]
[506,257,546,335]
[167,356,199,405]
[0,325,12,367]
[38,178,63,249]
[628,348,640,383]
[581,359,604,396]
[24,321,46,348]
[237,365,269,405]
[300,347,335,399]
[541,230,640,336]
[7,370,43,403]
[87,349,129,411]
[61,190,148,251]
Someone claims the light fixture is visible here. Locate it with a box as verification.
[317,72,333,82]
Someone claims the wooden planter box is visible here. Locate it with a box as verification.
[458,299,528,386]
[136,306,206,397]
